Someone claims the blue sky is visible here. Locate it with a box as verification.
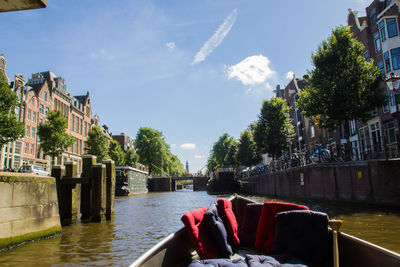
[1,0,371,173]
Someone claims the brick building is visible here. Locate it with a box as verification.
[112,133,135,151]
[24,71,93,172]
[347,0,400,159]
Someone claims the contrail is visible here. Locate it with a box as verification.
[192,9,237,65]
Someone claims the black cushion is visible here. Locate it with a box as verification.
[273,210,329,267]
[188,258,247,267]
[204,203,233,258]
[239,203,263,247]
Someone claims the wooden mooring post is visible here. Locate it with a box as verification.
[53,155,115,225]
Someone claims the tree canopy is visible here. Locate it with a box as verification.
[85,125,108,162]
[236,129,259,166]
[108,140,125,166]
[296,25,386,132]
[125,148,139,168]
[0,72,24,149]
[254,97,295,159]
[135,127,184,175]
[37,110,75,167]
[207,133,238,172]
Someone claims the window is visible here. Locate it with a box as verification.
[84,122,87,137]
[378,61,384,76]
[359,127,371,153]
[45,107,49,116]
[383,120,397,144]
[31,128,35,139]
[39,104,44,114]
[44,92,47,101]
[39,118,43,125]
[385,51,392,73]
[75,116,79,132]
[379,20,387,42]
[310,125,315,138]
[27,110,31,121]
[391,47,400,70]
[71,115,75,131]
[350,120,356,135]
[25,143,29,154]
[30,144,34,155]
[370,9,377,25]
[370,122,382,152]
[32,112,36,123]
[26,126,30,137]
[374,32,381,52]
[387,18,398,38]
[364,51,370,62]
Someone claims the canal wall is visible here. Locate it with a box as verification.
[0,172,61,251]
[240,159,400,206]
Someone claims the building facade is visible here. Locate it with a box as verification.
[348,0,400,159]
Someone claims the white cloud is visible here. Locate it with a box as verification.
[226,55,276,86]
[194,155,206,159]
[170,144,177,148]
[166,42,176,50]
[180,143,196,150]
[192,9,237,65]
[286,71,294,80]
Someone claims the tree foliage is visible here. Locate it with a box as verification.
[108,140,125,166]
[254,97,295,159]
[297,25,385,132]
[125,148,139,168]
[207,133,238,172]
[0,72,24,149]
[37,110,75,166]
[85,125,108,162]
[236,129,259,166]
[135,127,185,175]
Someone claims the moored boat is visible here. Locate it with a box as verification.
[131,195,400,267]
[115,166,148,196]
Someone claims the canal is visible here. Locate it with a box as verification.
[0,191,399,266]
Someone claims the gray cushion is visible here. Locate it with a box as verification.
[246,254,308,267]
[188,258,247,267]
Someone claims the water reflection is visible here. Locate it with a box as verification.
[0,191,399,266]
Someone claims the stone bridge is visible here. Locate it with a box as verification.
[147,176,209,192]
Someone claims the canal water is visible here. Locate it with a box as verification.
[0,191,399,266]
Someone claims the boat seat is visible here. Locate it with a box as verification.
[238,203,263,247]
[273,210,330,267]
[181,208,220,260]
[255,202,309,253]
[204,203,233,258]
[217,198,240,248]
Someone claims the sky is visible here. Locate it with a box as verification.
[0,0,372,173]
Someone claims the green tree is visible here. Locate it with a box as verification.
[37,110,75,168]
[135,127,184,175]
[236,129,258,166]
[85,125,108,162]
[108,140,125,166]
[297,25,385,136]
[125,148,139,167]
[254,97,295,159]
[206,133,237,172]
[0,72,24,150]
